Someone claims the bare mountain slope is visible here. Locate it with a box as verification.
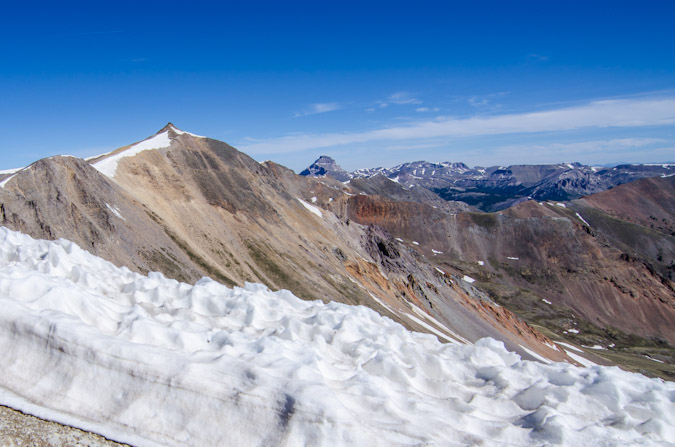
[0,124,563,365]
[577,175,675,236]
[347,180,675,377]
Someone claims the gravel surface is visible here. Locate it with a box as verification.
[0,405,129,447]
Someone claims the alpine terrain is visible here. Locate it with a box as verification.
[0,125,672,446]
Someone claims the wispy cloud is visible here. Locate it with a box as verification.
[488,138,670,165]
[240,97,675,154]
[387,91,422,105]
[384,141,446,151]
[374,91,422,110]
[466,91,509,108]
[416,107,439,113]
[493,138,664,157]
[294,102,341,117]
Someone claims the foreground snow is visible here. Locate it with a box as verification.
[0,228,673,446]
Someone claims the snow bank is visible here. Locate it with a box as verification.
[462,274,476,283]
[575,212,590,227]
[0,227,673,446]
[297,198,322,217]
[93,131,172,177]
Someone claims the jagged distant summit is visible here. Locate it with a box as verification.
[299,155,352,182]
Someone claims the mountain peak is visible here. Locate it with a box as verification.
[155,123,206,140]
[158,122,180,134]
[299,155,352,181]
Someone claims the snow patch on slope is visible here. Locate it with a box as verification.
[0,227,673,446]
[462,275,476,283]
[93,131,172,177]
[0,174,17,188]
[170,127,206,138]
[297,198,322,217]
[575,212,590,226]
[105,203,126,221]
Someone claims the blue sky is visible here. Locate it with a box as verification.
[1,1,674,172]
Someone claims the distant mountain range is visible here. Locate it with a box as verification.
[301,156,675,211]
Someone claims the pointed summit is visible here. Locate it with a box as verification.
[300,155,352,182]
[156,122,205,139]
[158,122,182,135]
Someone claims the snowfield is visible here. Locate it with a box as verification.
[0,227,673,446]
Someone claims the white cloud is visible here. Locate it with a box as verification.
[295,102,341,117]
[493,138,664,157]
[375,91,422,109]
[487,138,671,165]
[240,97,675,154]
[467,97,489,107]
[384,141,446,151]
[387,91,422,105]
[416,107,439,113]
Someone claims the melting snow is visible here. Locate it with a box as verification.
[395,238,404,242]
[646,356,665,364]
[542,298,552,305]
[575,212,590,226]
[407,302,468,344]
[105,204,126,221]
[296,198,322,217]
[0,167,23,175]
[170,127,205,138]
[403,312,460,345]
[432,249,443,255]
[0,174,17,188]
[412,241,419,245]
[0,227,673,446]
[311,196,317,203]
[556,203,566,208]
[556,342,583,353]
[477,260,484,266]
[568,329,580,334]
[462,275,475,283]
[565,351,598,367]
[93,131,172,177]
[507,257,519,260]
[519,345,552,364]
